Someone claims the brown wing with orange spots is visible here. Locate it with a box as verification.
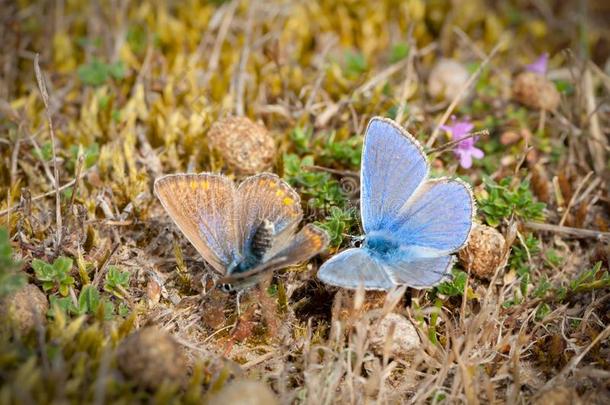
[219,224,329,285]
[236,173,303,255]
[154,173,239,274]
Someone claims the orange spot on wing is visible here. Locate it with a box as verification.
[283,197,294,206]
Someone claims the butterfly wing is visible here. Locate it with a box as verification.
[236,173,303,260]
[387,178,474,256]
[383,255,454,288]
[154,173,239,274]
[361,117,429,233]
[317,248,394,290]
[219,224,329,285]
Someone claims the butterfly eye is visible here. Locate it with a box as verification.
[350,238,364,248]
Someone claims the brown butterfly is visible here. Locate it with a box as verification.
[154,173,329,292]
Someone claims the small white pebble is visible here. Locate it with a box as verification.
[370,313,421,359]
[428,58,470,101]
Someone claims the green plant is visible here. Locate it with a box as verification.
[77,285,102,314]
[290,127,312,154]
[0,228,26,297]
[67,142,100,173]
[389,43,409,63]
[535,302,551,320]
[436,269,468,297]
[77,285,116,318]
[532,276,552,298]
[478,176,546,226]
[34,141,53,161]
[344,51,367,76]
[77,59,126,86]
[544,249,563,267]
[319,136,362,168]
[569,261,609,293]
[32,257,75,296]
[104,266,130,299]
[283,154,346,210]
[49,285,117,319]
[127,25,147,54]
[316,206,358,247]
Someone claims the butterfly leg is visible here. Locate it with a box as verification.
[235,289,245,316]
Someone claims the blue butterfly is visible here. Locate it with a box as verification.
[155,173,329,292]
[318,117,475,290]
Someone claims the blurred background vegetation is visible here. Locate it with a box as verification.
[0,0,609,403]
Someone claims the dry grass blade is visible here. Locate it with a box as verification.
[583,69,607,174]
[525,221,610,239]
[34,54,62,251]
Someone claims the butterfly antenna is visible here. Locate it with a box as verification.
[302,165,359,178]
[427,129,489,155]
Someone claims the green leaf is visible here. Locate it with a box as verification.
[478,176,546,226]
[436,270,468,297]
[344,51,367,76]
[59,284,69,297]
[34,141,53,161]
[118,303,130,317]
[127,25,147,54]
[320,135,362,168]
[389,43,409,63]
[104,266,130,298]
[316,206,358,247]
[78,285,101,314]
[77,59,126,86]
[108,62,126,79]
[33,256,75,295]
[291,127,312,154]
[33,259,54,282]
[49,295,77,317]
[67,143,100,173]
[53,257,73,274]
[0,228,26,297]
[535,303,551,320]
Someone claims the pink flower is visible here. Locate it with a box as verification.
[526,53,549,75]
[440,117,484,169]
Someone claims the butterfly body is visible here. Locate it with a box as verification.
[229,219,275,274]
[155,172,329,293]
[318,117,475,291]
[363,233,401,258]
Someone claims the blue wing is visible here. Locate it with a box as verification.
[317,248,394,290]
[383,255,454,288]
[387,178,474,256]
[154,173,239,274]
[361,117,428,233]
